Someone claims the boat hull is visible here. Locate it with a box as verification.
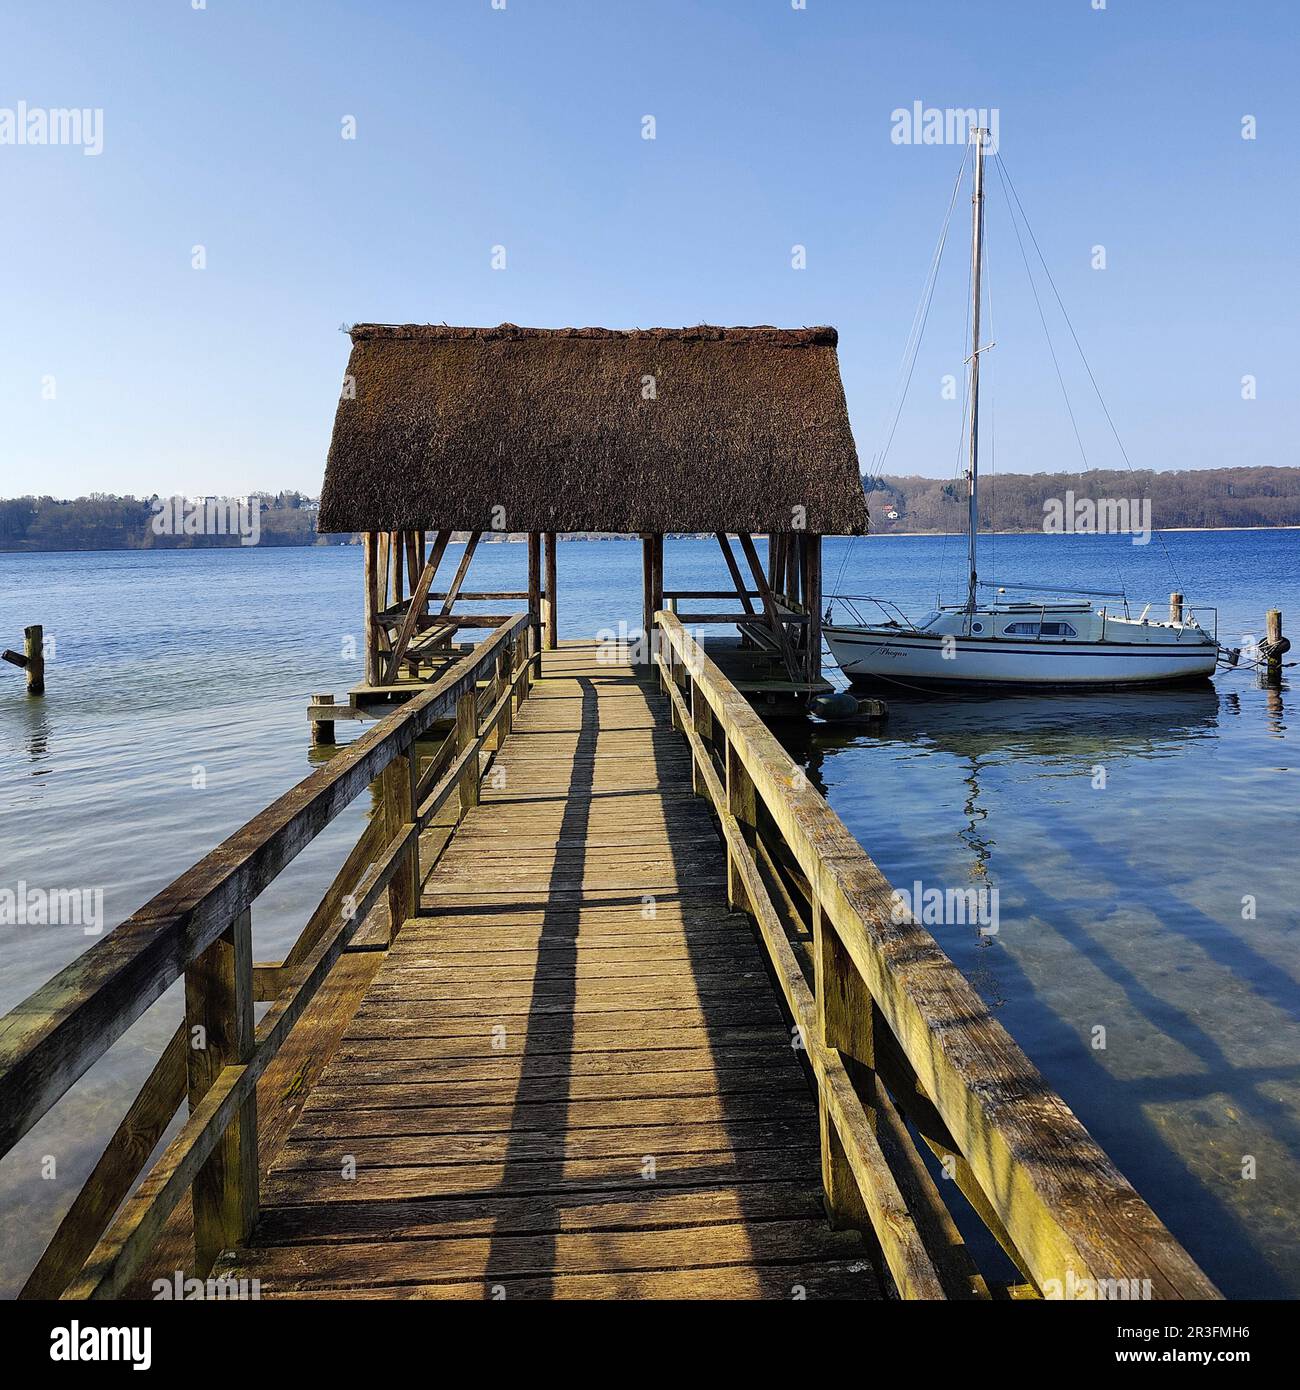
[824,626,1218,691]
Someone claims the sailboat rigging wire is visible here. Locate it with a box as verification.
[992,152,1123,599]
[984,201,997,590]
[834,144,970,599]
[937,150,980,608]
[993,154,1092,474]
[994,154,1186,594]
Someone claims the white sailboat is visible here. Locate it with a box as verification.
[825,129,1222,692]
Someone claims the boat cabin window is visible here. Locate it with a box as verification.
[1002,620,1078,638]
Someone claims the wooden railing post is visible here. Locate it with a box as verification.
[511,633,526,710]
[455,688,480,815]
[379,743,419,936]
[503,639,516,733]
[184,907,257,1273]
[689,675,714,798]
[813,898,875,1230]
[486,648,511,749]
[666,648,682,730]
[725,737,757,912]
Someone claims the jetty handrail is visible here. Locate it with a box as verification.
[1,612,536,1299]
[653,610,1219,1301]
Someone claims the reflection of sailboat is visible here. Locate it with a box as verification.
[853,685,1222,763]
[825,129,1221,691]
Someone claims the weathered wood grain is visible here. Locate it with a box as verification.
[219,641,872,1299]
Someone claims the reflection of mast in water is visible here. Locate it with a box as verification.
[957,750,996,951]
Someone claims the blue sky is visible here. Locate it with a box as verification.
[1,0,1296,497]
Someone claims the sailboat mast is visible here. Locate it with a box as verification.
[965,127,987,616]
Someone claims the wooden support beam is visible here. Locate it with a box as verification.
[404,531,420,590]
[805,535,823,684]
[439,531,482,615]
[641,535,655,652]
[714,533,756,616]
[390,531,403,606]
[428,590,527,602]
[736,531,799,680]
[543,531,558,650]
[184,907,257,1274]
[527,532,541,651]
[363,533,384,686]
[385,530,452,682]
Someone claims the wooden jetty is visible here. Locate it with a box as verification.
[0,612,1218,1300]
[0,324,1220,1300]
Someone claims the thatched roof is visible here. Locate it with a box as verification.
[316,324,868,535]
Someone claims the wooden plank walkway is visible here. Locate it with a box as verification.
[225,642,878,1299]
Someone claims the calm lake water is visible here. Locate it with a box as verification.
[1,530,1296,1298]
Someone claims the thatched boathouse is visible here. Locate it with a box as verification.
[317,323,868,710]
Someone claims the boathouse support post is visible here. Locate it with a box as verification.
[805,536,824,684]
[184,906,257,1274]
[390,530,404,606]
[715,531,756,616]
[1170,592,1183,625]
[813,898,875,1231]
[363,532,385,687]
[527,532,542,655]
[543,531,558,651]
[641,535,655,654]
[651,533,664,663]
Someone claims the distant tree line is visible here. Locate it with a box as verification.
[864,467,1300,533]
[0,492,354,551]
[2,468,1298,551]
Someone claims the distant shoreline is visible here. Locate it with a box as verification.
[2,523,1299,557]
[877,524,1300,538]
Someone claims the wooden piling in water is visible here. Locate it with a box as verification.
[25,626,44,694]
[1169,591,1183,625]
[309,693,336,746]
[1265,609,1286,686]
[2,625,45,694]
